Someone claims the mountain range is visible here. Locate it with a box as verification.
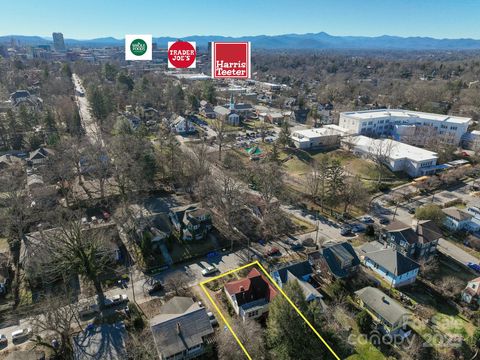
[2,32,480,50]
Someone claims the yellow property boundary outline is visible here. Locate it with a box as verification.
[199,260,340,360]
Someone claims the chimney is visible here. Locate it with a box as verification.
[239,286,245,292]
[176,322,181,335]
[412,219,419,232]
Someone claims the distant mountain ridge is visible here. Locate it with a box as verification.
[2,32,480,50]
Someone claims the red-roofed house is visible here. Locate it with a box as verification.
[461,277,480,305]
[224,268,278,321]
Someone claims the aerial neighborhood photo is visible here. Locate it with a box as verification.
[1,0,480,359]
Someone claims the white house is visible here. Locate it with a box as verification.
[291,125,352,150]
[171,116,195,134]
[224,268,277,321]
[443,207,480,232]
[461,277,480,305]
[341,135,439,177]
[339,109,471,146]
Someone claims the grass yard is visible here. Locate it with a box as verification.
[169,234,228,263]
[0,238,9,253]
[334,307,386,360]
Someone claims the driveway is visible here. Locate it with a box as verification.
[437,238,479,265]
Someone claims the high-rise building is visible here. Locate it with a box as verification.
[52,32,66,51]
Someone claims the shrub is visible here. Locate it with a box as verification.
[356,309,373,334]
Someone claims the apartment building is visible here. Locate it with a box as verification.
[339,109,471,146]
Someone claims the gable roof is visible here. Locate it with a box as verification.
[29,147,54,161]
[443,207,473,222]
[359,243,420,276]
[355,287,410,326]
[224,268,277,305]
[274,261,313,284]
[386,220,442,245]
[150,297,214,358]
[319,242,360,278]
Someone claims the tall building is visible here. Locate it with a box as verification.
[339,109,471,146]
[52,32,66,51]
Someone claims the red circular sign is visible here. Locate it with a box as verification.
[168,41,196,68]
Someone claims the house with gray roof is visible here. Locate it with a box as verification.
[355,286,410,335]
[150,297,214,360]
[359,242,420,288]
[169,204,212,241]
[309,241,360,280]
[442,207,480,232]
[382,219,441,260]
[271,261,322,302]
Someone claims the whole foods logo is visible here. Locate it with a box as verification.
[125,34,152,61]
[211,42,251,79]
[130,39,147,56]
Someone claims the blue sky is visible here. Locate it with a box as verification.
[1,0,479,39]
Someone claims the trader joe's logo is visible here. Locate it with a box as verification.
[168,41,196,68]
[125,34,152,61]
[211,42,251,79]
[130,39,147,56]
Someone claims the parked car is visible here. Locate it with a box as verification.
[0,334,7,347]
[147,281,164,296]
[207,311,218,326]
[290,243,303,251]
[467,262,480,273]
[11,328,32,342]
[351,224,365,233]
[201,265,218,276]
[340,226,352,236]
[379,217,390,225]
[79,303,100,318]
[264,247,280,257]
[105,294,128,307]
[407,207,416,214]
[360,216,374,223]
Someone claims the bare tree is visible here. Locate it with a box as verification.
[367,139,396,188]
[163,272,190,296]
[29,214,115,308]
[211,117,228,161]
[124,328,157,360]
[30,295,81,359]
[217,319,266,360]
[339,176,369,214]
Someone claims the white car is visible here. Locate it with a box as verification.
[11,328,32,342]
[105,294,128,307]
[201,265,218,276]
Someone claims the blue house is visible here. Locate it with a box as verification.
[359,242,420,288]
[271,261,322,302]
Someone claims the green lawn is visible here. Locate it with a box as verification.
[334,307,386,360]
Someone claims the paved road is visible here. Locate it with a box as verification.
[437,238,479,265]
[72,73,104,146]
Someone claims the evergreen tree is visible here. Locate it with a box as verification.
[267,280,330,360]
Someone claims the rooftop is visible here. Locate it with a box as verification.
[355,287,410,326]
[224,268,277,305]
[359,242,420,276]
[344,135,438,162]
[342,109,471,125]
[150,297,214,359]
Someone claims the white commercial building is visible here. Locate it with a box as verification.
[291,125,352,150]
[339,109,471,146]
[462,130,480,151]
[341,135,439,177]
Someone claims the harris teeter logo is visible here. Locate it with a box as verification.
[130,39,147,56]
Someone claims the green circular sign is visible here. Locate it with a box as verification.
[130,39,147,56]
